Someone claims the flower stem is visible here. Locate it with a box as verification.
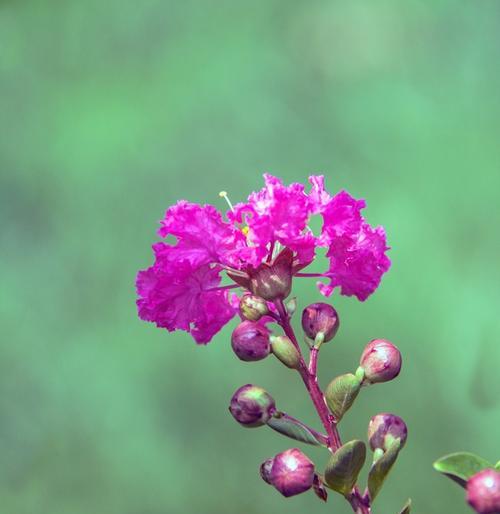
[276,412,329,446]
[274,298,370,514]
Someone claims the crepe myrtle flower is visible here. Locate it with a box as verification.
[136,174,391,343]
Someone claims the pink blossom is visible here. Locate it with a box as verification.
[158,200,247,268]
[230,174,316,267]
[136,174,391,343]
[315,190,390,301]
[136,243,236,344]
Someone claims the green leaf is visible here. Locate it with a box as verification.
[324,440,366,496]
[325,373,362,421]
[267,414,323,446]
[368,439,401,501]
[495,461,500,470]
[398,498,412,514]
[433,452,493,488]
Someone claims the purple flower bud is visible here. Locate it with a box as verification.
[239,294,269,321]
[229,384,275,427]
[467,469,500,514]
[301,303,339,342]
[368,413,408,452]
[360,339,402,384]
[262,448,315,497]
[231,321,271,362]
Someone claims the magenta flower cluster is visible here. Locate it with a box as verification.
[136,175,390,343]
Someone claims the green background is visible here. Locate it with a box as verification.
[1,1,499,513]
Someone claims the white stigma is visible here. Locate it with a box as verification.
[219,191,235,212]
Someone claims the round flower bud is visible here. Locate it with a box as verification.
[368,413,408,452]
[360,339,402,384]
[467,469,500,514]
[239,294,269,321]
[270,335,301,369]
[229,384,275,427]
[264,448,315,497]
[231,321,271,362]
[301,303,339,343]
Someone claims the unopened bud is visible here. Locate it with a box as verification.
[368,413,408,452]
[231,321,271,362]
[239,294,269,321]
[360,339,402,384]
[261,448,315,497]
[270,336,301,369]
[466,469,500,514]
[229,384,276,427]
[301,303,339,343]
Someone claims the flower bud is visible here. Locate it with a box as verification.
[229,384,275,427]
[270,335,301,369]
[231,321,271,362]
[467,469,500,514]
[368,413,408,452]
[261,448,315,497]
[239,294,269,321]
[301,303,339,343]
[249,248,293,301]
[360,339,402,384]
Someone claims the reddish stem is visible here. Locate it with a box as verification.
[274,298,370,514]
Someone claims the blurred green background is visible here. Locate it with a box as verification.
[1,1,499,513]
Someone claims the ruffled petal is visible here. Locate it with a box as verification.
[158,200,247,268]
[136,244,236,344]
[308,175,332,213]
[229,174,318,267]
[318,191,391,300]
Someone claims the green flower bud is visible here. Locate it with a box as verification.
[239,294,269,321]
[270,336,301,369]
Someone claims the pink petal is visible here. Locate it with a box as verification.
[136,244,236,344]
[158,200,247,268]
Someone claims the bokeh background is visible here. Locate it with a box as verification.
[1,1,499,513]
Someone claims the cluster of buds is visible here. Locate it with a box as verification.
[227,295,408,512]
[137,176,413,514]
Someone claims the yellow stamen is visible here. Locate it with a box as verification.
[219,191,234,212]
[241,226,250,236]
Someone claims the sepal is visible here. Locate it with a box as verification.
[324,440,366,496]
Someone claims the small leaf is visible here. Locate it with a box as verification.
[368,439,401,501]
[325,373,361,421]
[495,461,500,470]
[267,414,323,446]
[398,498,412,514]
[324,440,366,496]
[433,452,493,488]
